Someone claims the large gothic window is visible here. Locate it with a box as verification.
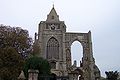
[47,37,59,59]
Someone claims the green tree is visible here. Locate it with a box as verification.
[0,47,24,80]
[23,56,51,79]
[0,25,33,79]
[105,71,119,80]
[0,25,32,58]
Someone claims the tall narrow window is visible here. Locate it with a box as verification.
[47,37,59,59]
[51,16,54,19]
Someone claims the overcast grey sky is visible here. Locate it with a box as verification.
[0,0,120,77]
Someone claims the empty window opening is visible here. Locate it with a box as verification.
[71,41,83,67]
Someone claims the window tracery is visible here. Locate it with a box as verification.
[46,37,59,59]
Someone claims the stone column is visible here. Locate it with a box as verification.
[28,69,39,80]
[56,62,59,70]
[88,31,95,80]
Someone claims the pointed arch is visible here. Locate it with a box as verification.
[71,41,83,67]
[46,37,59,59]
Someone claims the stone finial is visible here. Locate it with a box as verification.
[35,32,37,41]
[28,69,39,80]
[18,71,26,80]
[73,60,77,67]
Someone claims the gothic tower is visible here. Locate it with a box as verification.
[36,6,67,76]
[35,6,101,80]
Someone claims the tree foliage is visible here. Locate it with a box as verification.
[0,47,24,80]
[105,71,119,80]
[23,56,51,79]
[0,25,33,79]
[0,25,32,57]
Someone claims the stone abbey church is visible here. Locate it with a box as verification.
[34,6,101,80]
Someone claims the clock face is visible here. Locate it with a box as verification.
[51,24,55,30]
[46,23,60,30]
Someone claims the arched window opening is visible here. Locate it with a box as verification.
[46,37,59,59]
[51,15,54,19]
[71,41,83,67]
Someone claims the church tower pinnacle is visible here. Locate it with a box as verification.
[46,6,59,21]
